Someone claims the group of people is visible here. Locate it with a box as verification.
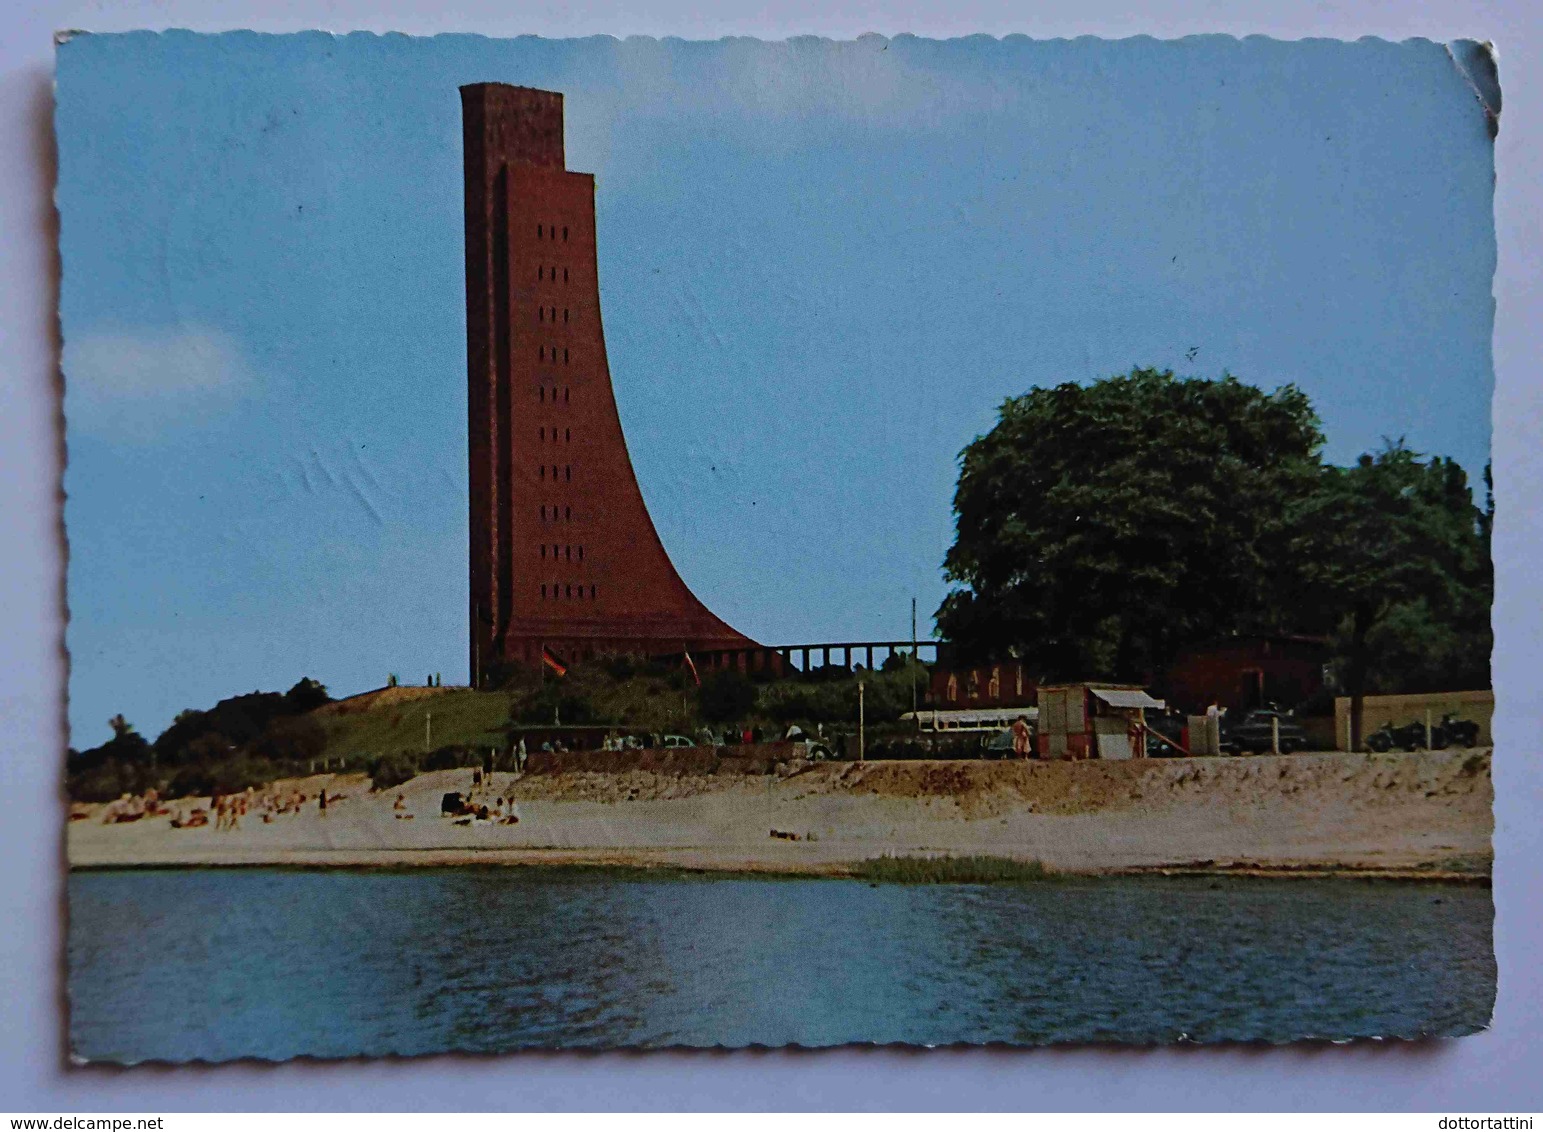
[99,788,169,824]
[162,783,341,831]
[452,767,521,824]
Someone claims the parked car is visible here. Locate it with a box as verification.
[1221,709,1308,755]
[660,734,696,749]
[1143,710,1187,757]
[982,729,1017,759]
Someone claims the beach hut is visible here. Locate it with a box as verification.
[1036,683,1167,760]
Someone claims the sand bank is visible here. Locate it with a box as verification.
[66,749,1493,879]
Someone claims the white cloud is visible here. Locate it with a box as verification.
[64,326,247,440]
[561,35,1038,178]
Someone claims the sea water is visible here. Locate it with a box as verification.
[67,869,1494,1062]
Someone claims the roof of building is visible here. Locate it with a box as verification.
[1089,688,1167,710]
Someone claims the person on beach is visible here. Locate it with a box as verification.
[319,787,328,815]
[1011,715,1032,759]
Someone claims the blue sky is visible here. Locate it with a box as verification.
[56,32,1496,746]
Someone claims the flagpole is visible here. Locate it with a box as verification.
[911,597,919,731]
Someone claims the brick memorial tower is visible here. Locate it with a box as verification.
[463,83,756,685]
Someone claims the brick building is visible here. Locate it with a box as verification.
[463,84,756,684]
[928,660,1037,709]
[1157,634,1328,715]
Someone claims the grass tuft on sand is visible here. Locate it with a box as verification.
[852,854,1059,884]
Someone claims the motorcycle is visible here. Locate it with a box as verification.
[1365,715,1481,752]
[1432,713,1480,749]
[1364,720,1428,752]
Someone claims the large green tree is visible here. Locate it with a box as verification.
[1288,442,1491,748]
[938,368,1324,679]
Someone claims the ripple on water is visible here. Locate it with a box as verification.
[66,869,1495,1061]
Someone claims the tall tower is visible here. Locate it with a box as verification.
[462,83,756,685]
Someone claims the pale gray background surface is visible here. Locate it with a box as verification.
[2,0,1539,1112]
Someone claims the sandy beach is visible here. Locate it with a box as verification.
[66,748,1493,878]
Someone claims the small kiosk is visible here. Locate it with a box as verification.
[1036,683,1167,760]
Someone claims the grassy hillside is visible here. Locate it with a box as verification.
[311,659,926,764]
[316,689,515,762]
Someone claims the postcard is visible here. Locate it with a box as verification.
[58,31,1498,1060]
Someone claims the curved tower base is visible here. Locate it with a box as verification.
[462,83,756,685]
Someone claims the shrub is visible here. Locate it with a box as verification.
[698,670,758,723]
[423,744,476,771]
[249,715,327,763]
[600,654,637,680]
[67,759,156,803]
[515,686,607,726]
[369,753,421,791]
[163,757,282,798]
[283,677,332,714]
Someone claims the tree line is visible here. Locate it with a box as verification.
[66,677,333,801]
[937,368,1492,748]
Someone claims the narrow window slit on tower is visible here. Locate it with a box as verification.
[540,545,546,559]
[537,224,543,238]
[541,584,547,599]
[538,387,545,403]
[562,226,568,240]
[539,466,545,481]
[564,505,571,520]
[590,584,597,599]
[563,268,569,282]
[563,309,569,323]
[564,428,570,442]
[564,348,570,364]
[538,307,544,323]
[564,465,571,482]
[538,427,545,441]
[539,346,545,361]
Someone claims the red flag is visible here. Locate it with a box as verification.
[683,651,701,686]
[542,648,567,677]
